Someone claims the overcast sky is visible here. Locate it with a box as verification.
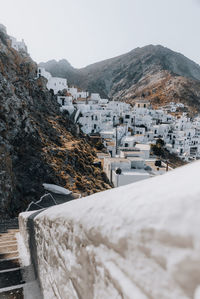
[0,0,200,68]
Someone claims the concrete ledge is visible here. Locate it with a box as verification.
[19,161,200,299]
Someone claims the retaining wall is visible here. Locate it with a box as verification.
[19,161,200,299]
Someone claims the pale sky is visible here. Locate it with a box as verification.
[0,0,200,68]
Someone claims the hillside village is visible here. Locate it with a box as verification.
[1,23,198,189]
[37,65,200,187]
[1,8,200,297]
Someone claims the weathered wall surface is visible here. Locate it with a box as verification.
[19,161,200,299]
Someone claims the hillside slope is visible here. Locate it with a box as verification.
[0,30,111,218]
[41,45,200,112]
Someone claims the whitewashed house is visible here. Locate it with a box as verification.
[10,37,27,52]
[37,67,68,94]
[57,96,74,115]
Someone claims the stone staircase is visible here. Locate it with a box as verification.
[0,220,24,298]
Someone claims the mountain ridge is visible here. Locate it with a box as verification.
[40,45,200,112]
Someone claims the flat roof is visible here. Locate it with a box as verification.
[105,158,130,163]
[100,131,115,134]
[135,144,150,151]
[135,100,150,103]
[124,151,142,155]
[123,136,136,141]
[119,147,141,151]
[127,157,144,161]
[121,170,150,176]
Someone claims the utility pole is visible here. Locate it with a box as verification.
[115,125,118,155]
[86,90,88,105]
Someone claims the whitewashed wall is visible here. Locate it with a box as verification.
[19,161,200,299]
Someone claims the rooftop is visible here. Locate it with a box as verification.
[121,169,150,176]
[135,144,150,151]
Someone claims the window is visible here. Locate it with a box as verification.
[125,143,128,147]
[125,115,130,119]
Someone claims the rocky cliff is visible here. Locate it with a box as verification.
[0,30,111,218]
[41,45,200,112]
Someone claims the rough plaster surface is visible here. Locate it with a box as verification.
[19,161,200,299]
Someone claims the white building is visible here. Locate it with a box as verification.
[10,36,27,52]
[37,67,68,94]
[57,96,74,115]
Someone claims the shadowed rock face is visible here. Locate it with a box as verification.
[0,30,111,218]
[40,45,200,112]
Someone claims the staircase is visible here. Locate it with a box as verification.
[0,219,24,298]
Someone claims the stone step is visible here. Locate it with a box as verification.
[0,233,17,238]
[0,241,17,247]
[7,230,19,233]
[0,245,18,254]
[0,284,24,298]
[0,232,17,235]
[0,251,19,260]
[0,268,24,289]
[0,258,20,271]
[0,237,17,242]
[0,229,19,235]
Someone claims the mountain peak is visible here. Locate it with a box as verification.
[39,45,200,112]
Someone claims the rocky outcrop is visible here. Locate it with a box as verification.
[0,30,111,218]
[41,45,200,112]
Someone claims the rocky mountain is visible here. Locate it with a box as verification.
[0,30,111,218]
[39,59,80,85]
[41,45,200,113]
